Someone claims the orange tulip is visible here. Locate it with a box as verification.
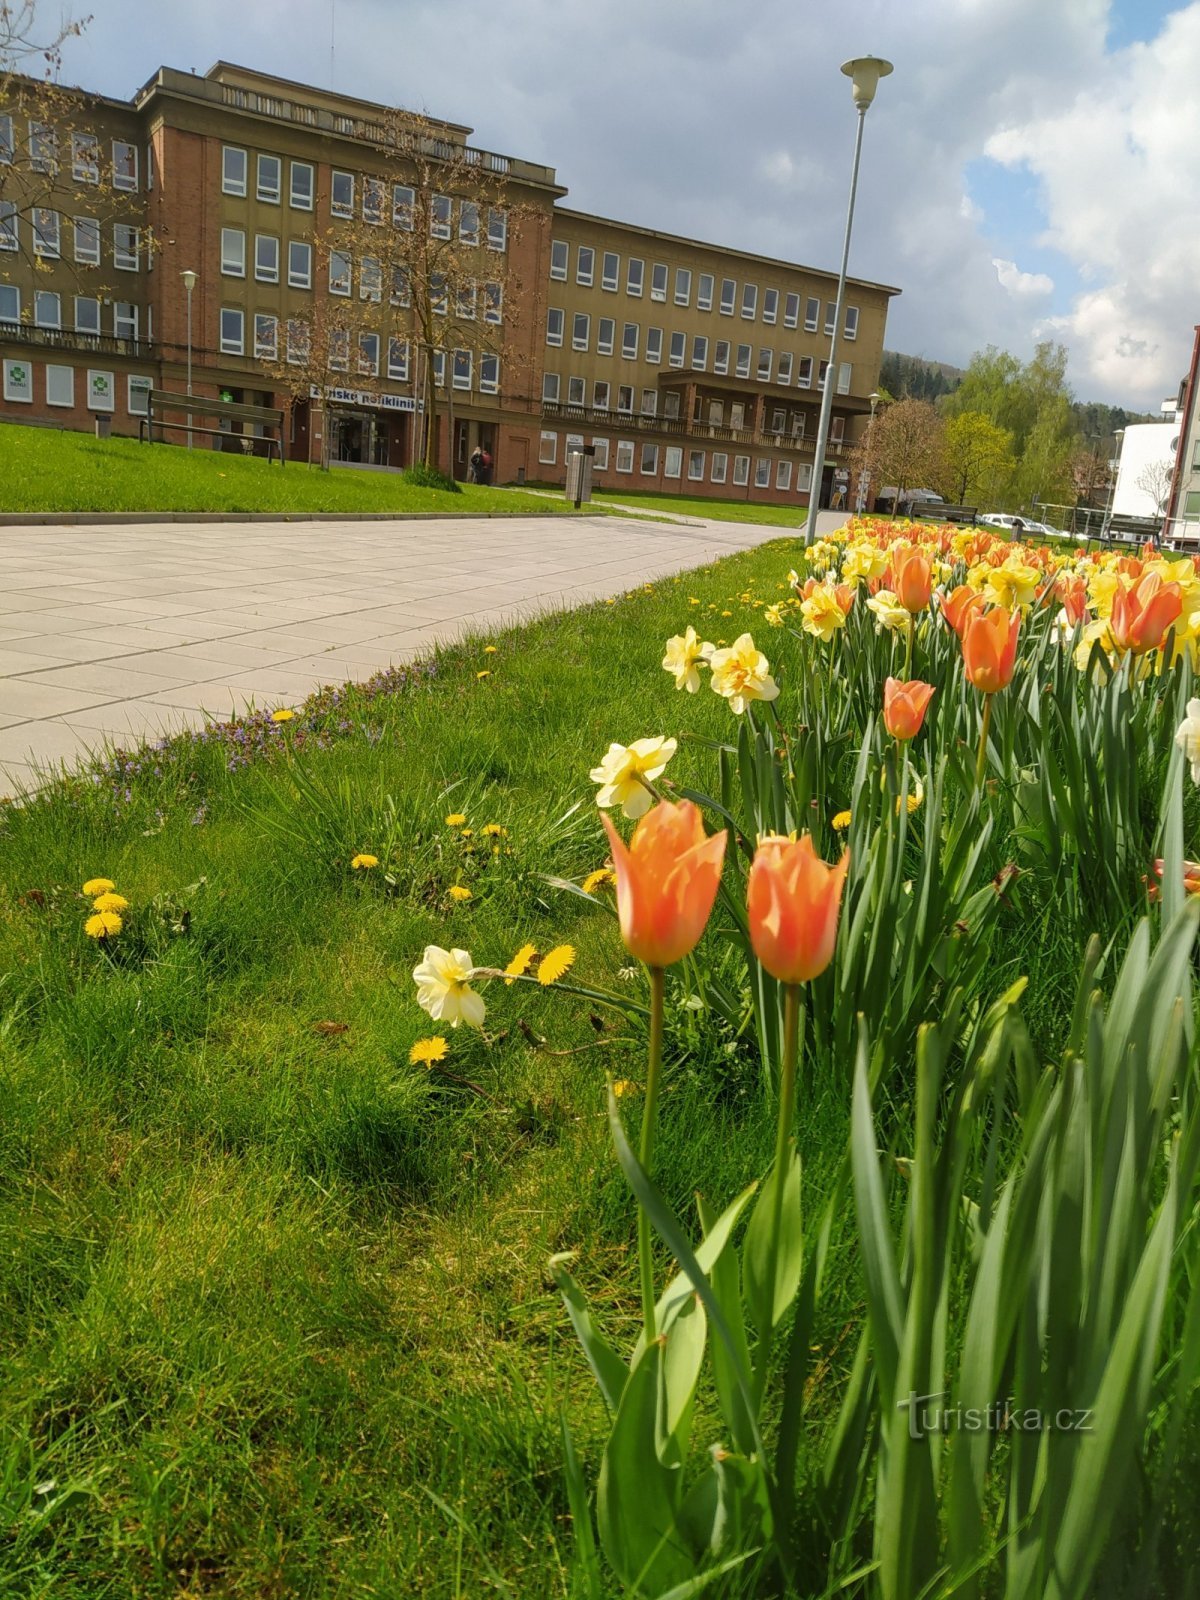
[962,607,1020,694]
[941,584,986,638]
[601,800,726,969]
[833,583,855,615]
[891,546,934,613]
[1055,575,1088,627]
[883,676,936,741]
[1108,572,1182,655]
[746,833,849,985]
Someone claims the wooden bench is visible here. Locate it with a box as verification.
[140,390,285,465]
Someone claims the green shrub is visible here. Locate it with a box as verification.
[401,462,461,493]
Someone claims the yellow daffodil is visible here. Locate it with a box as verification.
[582,867,616,893]
[985,558,1040,611]
[842,543,889,584]
[91,892,129,912]
[350,853,379,870]
[589,735,677,819]
[865,590,910,634]
[708,633,780,713]
[763,602,786,627]
[800,586,849,642]
[662,626,714,693]
[82,878,115,896]
[448,885,473,902]
[85,910,122,939]
[538,944,576,985]
[504,942,537,984]
[412,945,485,1028]
[409,1036,449,1066]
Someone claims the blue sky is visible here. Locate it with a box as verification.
[53,0,1200,408]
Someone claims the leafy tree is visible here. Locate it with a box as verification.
[850,396,945,508]
[941,411,1015,506]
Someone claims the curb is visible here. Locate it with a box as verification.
[0,508,607,528]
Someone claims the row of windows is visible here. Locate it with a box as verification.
[537,429,816,491]
[544,312,852,391]
[541,374,846,437]
[0,283,143,338]
[220,146,510,251]
[2,357,151,412]
[215,307,500,393]
[0,116,141,190]
[0,205,144,270]
[548,241,860,338]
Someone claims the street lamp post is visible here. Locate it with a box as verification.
[1101,428,1125,541]
[181,269,197,448]
[805,55,892,547]
[855,388,881,512]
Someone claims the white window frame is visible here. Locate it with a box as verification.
[688,449,705,481]
[616,439,634,473]
[713,340,730,376]
[711,452,728,484]
[784,292,800,329]
[762,288,779,326]
[576,245,595,286]
[825,302,837,335]
[430,193,452,239]
[733,455,750,486]
[329,249,352,296]
[674,267,692,306]
[479,353,499,394]
[641,389,657,416]
[288,240,312,288]
[222,146,247,197]
[127,375,153,416]
[797,355,813,388]
[331,170,355,219]
[73,215,100,265]
[754,458,771,489]
[219,307,244,355]
[837,362,852,395]
[777,353,793,384]
[592,380,610,410]
[28,120,55,175]
[286,318,310,365]
[668,330,685,368]
[601,251,619,291]
[572,311,590,351]
[257,153,281,204]
[392,183,414,228]
[74,296,99,334]
[546,307,564,347]
[539,430,558,465]
[542,372,560,405]
[113,223,138,271]
[221,227,246,277]
[757,348,773,382]
[32,207,60,258]
[254,312,279,359]
[362,256,384,303]
[452,348,472,390]
[550,238,569,280]
[591,437,609,470]
[697,273,714,312]
[796,464,813,493]
[255,234,280,284]
[72,132,99,184]
[664,445,683,479]
[720,278,736,315]
[0,115,14,167]
[650,262,668,302]
[290,161,314,210]
[113,301,137,340]
[617,384,634,414]
[34,290,61,328]
[359,332,381,376]
[640,442,659,476]
[692,335,708,371]
[805,297,819,331]
[567,376,586,407]
[735,343,751,379]
[0,202,16,252]
[487,207,507,251]
[776,460,792,491]
[741,283,758,320]
[112,140,138,192]
[645,327,663,364]
[626,257,644,297]
[844,305,859,340]
[388,337,410,381]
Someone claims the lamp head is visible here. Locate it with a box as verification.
[180,268,198,293]
[841,55,894,110]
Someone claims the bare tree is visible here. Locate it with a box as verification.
[848,396,946,510]
[1135,456,1174,517]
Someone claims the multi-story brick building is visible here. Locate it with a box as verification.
[0,60,898,508]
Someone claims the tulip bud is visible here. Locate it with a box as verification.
[602,800,726,968]
[746,834,849,985]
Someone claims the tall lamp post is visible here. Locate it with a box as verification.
[1101,428,1125,541]
[181,269,197,449]
[805,55,893,547]
[855,388,880,511]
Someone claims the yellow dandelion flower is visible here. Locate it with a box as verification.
[445,813,467,827]
[481,823,507,837]
[613,1078,638,1099]
[91,891,129,912]
[448,885,473,903]
[483,645,498,654]
[409,1036,449,1066]
[82,878,115,896]
[582,867,616,894]
[504,942,537,984]
[476,670,492,680]
[538,944,576,986]
[271,708,296,723]
[85,910,122,939]
[832,810,852,831]
[350,853,379,870]
[460,828,474,838]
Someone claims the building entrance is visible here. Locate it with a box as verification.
[330,411,391,466]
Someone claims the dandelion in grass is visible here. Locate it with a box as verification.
[91,891,129,912]
[409,1036,449,1066]
[85,910,122,939]
[477,670,492,680]
[481,823,507,838]
[271,708,296,723]
[82,877,115,896]
[538,944,576,986]
[445,812,467,827]
[582,867,616,893]
[448,885,473,903]
[590,736,677,819]
[504,942,537,984]
[483,645,498,654]
[832,810,852,831]
[350,853,379,870]
[612,1078,638,1099]
[412,945,485,1027]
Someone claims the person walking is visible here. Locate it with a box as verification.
[468,445,484,483]
[480,446,493,486]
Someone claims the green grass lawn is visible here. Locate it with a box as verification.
[592,486,809,527]
[0,423,560,516]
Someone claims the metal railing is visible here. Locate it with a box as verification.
[540,400,844,454]
[0,323,154,359]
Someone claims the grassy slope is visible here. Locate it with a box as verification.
[592,485,809,527]
[0,424,559,516]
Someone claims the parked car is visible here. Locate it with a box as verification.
[878,487,945,515]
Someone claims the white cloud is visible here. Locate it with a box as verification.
[993,258,1054,296]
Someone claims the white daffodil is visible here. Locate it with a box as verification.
[662,626,713,693]
[589,735,677,818]
[1175,697,1200,785]
[865,589,910,634]
[708,633,780,714]
[412,945,486,1028]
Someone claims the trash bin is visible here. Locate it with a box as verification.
[94,414,112,440]
[565,446,596,508]
[516,465,526,486]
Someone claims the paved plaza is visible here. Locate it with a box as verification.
[0,513,776,794]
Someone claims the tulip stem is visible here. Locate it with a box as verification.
[758,984,803,1396]
[975,693,993,787]
[638,964,666,1341]
[904,613,915,680]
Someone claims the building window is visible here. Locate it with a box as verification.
[542,372,560,405]
[385,184,412,230]
[290,161,314,209]
[797,355,813,388]
[458,199,479,244]
[576,245,595,286]
[128,375,152,415]
[805,296,819,331]
[286,318,309,364]
[546,307,564,346]
[388,337,409,380]
[113,302,138,340]
[692,335,708,371]
[763,288,779,326]
[34,290,61,328]
[564,432,585,461]
[331,170,355,218]
[769,407,786,434]
[733,455,750,486]
[539,431,558,465]
[391,264,411,307]
[329,249,351,295]
[593,380,610,410]
[430,272,448,315]
[255,235,280,284]
[741,283,758,320]
[479,354,500,394]
[783,292,800,328]
[601,251,619,291]
[3,358,32,402]
[688,449,705,481]
[288,240,312,288]
[837,362,852,395]
[844,305,859,340]
[254,313,278,359]
[0,115,11,165]
[776,460,793,491]
[713,339,730,375]
[32,207,60,258]
[697,273,714,311]
[674,267,692,306]
[818,359,829,391]
[641,389,657,415]
[220,307,244,354]
[711,452,728,484]
[757,348,773,382]
[113,223,139,270]
[573,311,590,351]
[591,437,609,470]
[221,227,246,277]
[222,146,247,196]
[754,458,771,489]
[830,416,845,443]
[359,333,381,376]
[112,140,137,191]
[616,440,634,473]
[72,132,99,183]
[432,350,446,387]
[430,193,452,238]
[645,326,663,364]
[487,207,507,250]
[664,446,683,479]
[362,257,384,303]
[617,384,634,413]
[484,281,502,323]
[825,301,837,334]
[1185,491,1200,517]
[735,343,751,378]
[328,328,350,371]
[598,316,615,355]
[790,411,805,438]
[720,278,736,315]
[650,262,668,302]
[796,463,813,493]
[74,296,100,333]
[28,120,55,174]
[640,442,659,475]
[622,322,639,360]
[777,352,793,384]
[567,376,585,406]
[668,330,685,368]
[550,238,568,280]
[251,153,280,204]
[0,202,16,251]
[73,215,100,265]
[626,257,644,297]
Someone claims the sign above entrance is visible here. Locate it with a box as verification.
[310,385,422,414]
